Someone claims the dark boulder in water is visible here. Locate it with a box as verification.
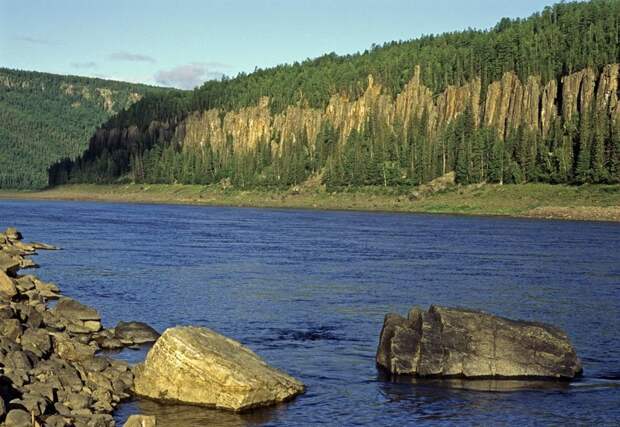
[377,305,582,380]
[114,321,160,345]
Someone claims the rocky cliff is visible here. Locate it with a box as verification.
[91,64,619,164]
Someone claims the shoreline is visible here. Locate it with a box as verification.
[1,183,620,222]
[0,228,160,425]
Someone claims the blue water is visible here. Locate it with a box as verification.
[1,199,619,426]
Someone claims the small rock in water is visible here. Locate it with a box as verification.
[377,305,582,379]
[114,321,160,345]
[124,414,157,427]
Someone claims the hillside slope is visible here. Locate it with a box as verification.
[50,1,620,189]
[0,69,174,188]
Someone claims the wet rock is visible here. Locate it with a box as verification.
[4,227,22,241]
[0,270,18,299]
[133,326,305,411]
[114,321,160,345]
[30,242,59,251]
[0,253,21,275]
[124,414,157,427]
[377,305,582,379]
[4,409,31,427]
[53,298,100,322]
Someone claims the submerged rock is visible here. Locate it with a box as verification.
[133,326,305,411]
[114,321,160,345]
[124,414,157,427]
[377,305,582,379]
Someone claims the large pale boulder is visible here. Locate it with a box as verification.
[377,305,582,379]
[133,326,304,411]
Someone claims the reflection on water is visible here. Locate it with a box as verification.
[1,200,619,425]
[378,370,572,392]
[125,398,286,427]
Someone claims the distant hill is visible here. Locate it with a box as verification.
[46,1,620,189]
[0,68,175,188]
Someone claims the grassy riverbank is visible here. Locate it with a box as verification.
[1,183,620,221]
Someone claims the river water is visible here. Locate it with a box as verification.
[1,199,619,426]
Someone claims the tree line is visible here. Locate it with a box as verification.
[49,0,620,189]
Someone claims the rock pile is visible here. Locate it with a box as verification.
[0,228,159,426]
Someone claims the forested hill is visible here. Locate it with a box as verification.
[51,0,620,190]
[0,68,174,189]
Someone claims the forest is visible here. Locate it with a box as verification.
[49,0,620,190]
[0,69,170,189]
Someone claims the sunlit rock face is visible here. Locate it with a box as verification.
[173,64,618,162]
[133,326,305,412]
[377,305,582,379]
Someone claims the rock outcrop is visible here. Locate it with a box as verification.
[377,305,582,380]
[133,326,305,412]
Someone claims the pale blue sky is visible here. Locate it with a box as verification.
[1,0,558,89]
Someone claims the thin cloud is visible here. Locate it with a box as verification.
[107,52,156,63]
[154,62,228,89]
[14,35,55,45]
[71,61,97,69]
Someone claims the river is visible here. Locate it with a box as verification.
[1,199,619,426]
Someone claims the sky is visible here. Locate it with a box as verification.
[0,0,559,89]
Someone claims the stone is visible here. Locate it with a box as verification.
[4,227,22,241]
[32,278,60,299]
[4,409,31,427]
[53,298,101,322]
[21,327,52,358]
[44,414,71,427]
[0,318,22,341]
[133,326,304,411]
[114,321,160,344]
[30,242,59,250]
[0,253,21,274]
[52,332,96,362]
[376,305,582,379]
[0,303,15,319]
[83,320,103,333]
[63,392,91,411]
[124,415,157,427]
[0,270,18,299]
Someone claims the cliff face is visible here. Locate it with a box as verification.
[87,64,619,171]
[166,64,619,160]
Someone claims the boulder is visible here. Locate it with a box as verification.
[53,298,101,322]
[0,254,20,275]
[376,305,582,379]
[124,415,157,427]
[114,321,160,344]
[51,332,96,362]
[3,409,31,427]
[4,227,22,241]
[133,326,304,411]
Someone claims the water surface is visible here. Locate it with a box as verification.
[1,200,619,426]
